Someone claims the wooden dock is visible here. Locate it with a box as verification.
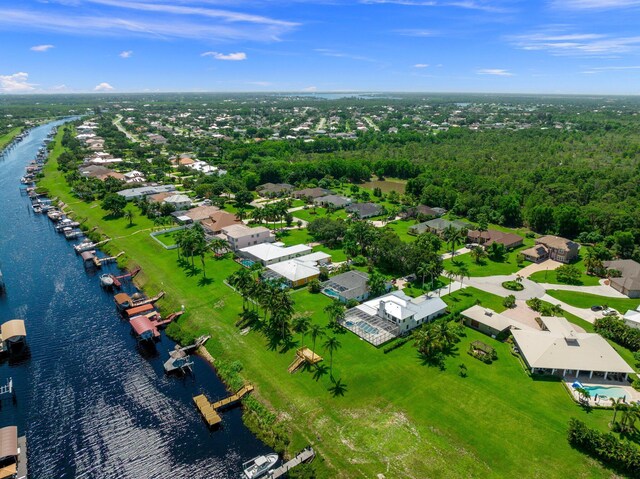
[193,384,254,428]
[267,447,315,478]
[93,251,124,268]
[288,347,323,374]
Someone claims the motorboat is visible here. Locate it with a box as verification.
[243,454,279,479]
[100,274,114,288]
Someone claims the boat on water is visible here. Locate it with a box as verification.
[74,241,95,253]
[243,454,279,479]
[100,274,114,288]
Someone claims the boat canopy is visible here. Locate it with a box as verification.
[0,426,17,461]
[0,320,26,342]
[126,303,155,318]
[129,315,154,336]
[114,293,132,306]
[80,251,95,261]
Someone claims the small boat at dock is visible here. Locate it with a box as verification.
[64,229,84,240]
[74,241,95,253]
[164,335,209,373]
[114,291,165,311]
[243,454,279,479]
[100,274,114,289]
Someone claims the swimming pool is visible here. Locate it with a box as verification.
[583,386,629,399]
[240,259,255,268]
[323,288,341,299]
[356,321,379,335]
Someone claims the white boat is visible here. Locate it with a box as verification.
[100,274,114,288]
[243,454,279,479]
[74,241,95,253]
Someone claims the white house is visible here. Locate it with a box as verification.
[511,316,635,380]
[622,307,640,329]
[163,194,192,211]
[221,224,275,251]
[265,252,332,287]
[123,170,146,183]
[238,242,312,266]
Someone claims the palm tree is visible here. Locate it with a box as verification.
[446,269,457,295]
[309,324,325,361]
[470,246,487,264]
[210,238,228,257]
[444,226,467,258]
[292,315,311,348]
[323,336,341,378]
[610,397,625,427]
[417,262,430,288]
[324,300,345,328]
[123,208,134,226]
[456,264,470,288]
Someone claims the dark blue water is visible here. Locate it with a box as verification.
[0,121,270,478]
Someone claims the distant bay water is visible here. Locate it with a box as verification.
[0,120,269,478]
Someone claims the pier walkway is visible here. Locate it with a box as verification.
[267,447,315,478]
[193,384,254,427]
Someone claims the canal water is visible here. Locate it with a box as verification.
[0,120,270,478]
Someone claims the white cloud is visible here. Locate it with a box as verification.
[395,29,438,37]
[0,5,298,43]
[94,82,114,91]
[414,63,429,68]
[510,30,640,56]
[201,51,247,61]
[581,65,640,73]
[245,81,271,86]
[119,50,133,58]
[302,86,317,92]
[30,44,54,52]
[551,0,640,9]
[0,72,36,92]
[360,0,510,13]
[476,68,513,76]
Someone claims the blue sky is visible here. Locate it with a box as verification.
[1,0,640,94]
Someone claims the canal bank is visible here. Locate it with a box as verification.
[0,120,272,478]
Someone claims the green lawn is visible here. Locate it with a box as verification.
[384,219,418,242]
[529,257,601,286]
[0,127,22,151]
[545,289,640,314]
[293,207,348,223]
[153,230,181,247]
[443,249,526,277]
[443,287,508,313]
[36,128,635,479]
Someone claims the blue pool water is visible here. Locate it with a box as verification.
[356,321,379,335]
[583,386,629,399]
[240,259,255,268]
[323,288,340,299]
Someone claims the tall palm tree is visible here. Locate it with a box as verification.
[417,262,430,288]
[456,264,470,288]
[323,336,341,378]
[124,208,134,226]
[444,226,467,258]
[470,246,487,264]
[324,300,345,328]
[292,315,311,348]
[446,269,457,295]
[309,324,325,362]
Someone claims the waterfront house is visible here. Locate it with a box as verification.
[220,224,275,251]
[342,291,447,346]
[603,259,640,298]
[264,252,331,288]
[239,242,312,266]
[117,185,176,201]
[346,202,384,219]
[313,195,352,209]
[322,270,371,303]
[511,316,634,380]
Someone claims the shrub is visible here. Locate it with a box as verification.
[555,264,582,285]
[595,316,640,352]
[383,336,411,354]
[307,279,322,293]
[502,281,523,291]
[567,418,640,477]
[503,294,516,309]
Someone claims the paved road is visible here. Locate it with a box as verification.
[465,274,546,300]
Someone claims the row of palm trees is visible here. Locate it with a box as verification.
[175,224,209,275]
[292,316,342,378]
[610,398,640,434]
[250,200,291,229]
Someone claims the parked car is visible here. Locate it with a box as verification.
[590,305,603,312]
[602,308,617,316]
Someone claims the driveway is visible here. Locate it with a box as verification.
[441,247,470,261]
[538,283,627,298]
[517,259,561,278]
[464,274,546,300]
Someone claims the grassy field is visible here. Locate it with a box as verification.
[293,207,348,223]
[529,257,601,286]
[546,289,640,314]
[444,249,526,277]
[0,127,22,151]
[152,230,181,247]
[37,128,636,479]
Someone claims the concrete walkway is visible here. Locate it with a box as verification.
[465,274,546,300]
[538,282,626,298]
[441,247,470,261]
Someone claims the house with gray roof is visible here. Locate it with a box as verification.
[292,187,333,200]
[322,271,370,303]
[117,184,176,200]
[346,202,384,219]
[256,183,294,197]
[409,218,471,236]
[314,194,352,209]
[603,259,640,298]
